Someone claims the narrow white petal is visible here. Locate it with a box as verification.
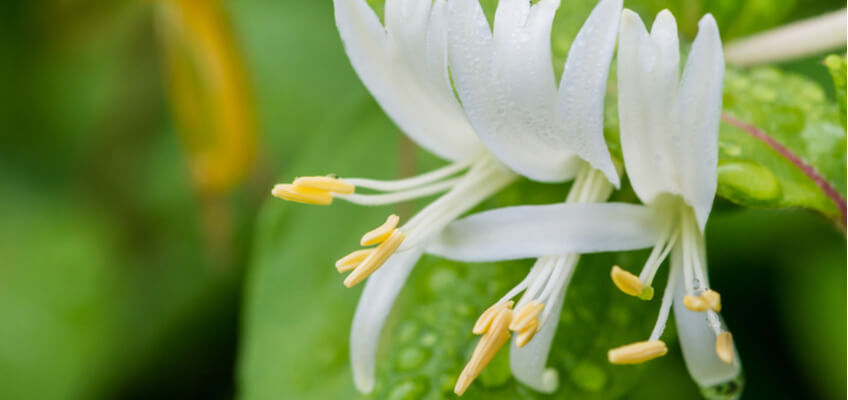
[427,203,665,261]
[557,0,623,187]
[350,248,424,393]
[509,254,577,392]
[334,0,481,161]
[671,244,742,389]
[677,14,724,230]
[448,0,583,182]
[617,9,682,204]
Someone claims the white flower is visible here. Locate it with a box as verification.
[430,0,669,395]
[270,0,632,393]
[603,9,743,397]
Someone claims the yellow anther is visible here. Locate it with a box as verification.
[455,307,514,396]
[611,265,643,297]
[293,176,354,194]
[335,249,374,273]
[472,301,514,335]
[683,294,710,312]
[360,214,400,246]
[514,320,538,348]
[716,332,734,364]
[271,184,333,205]
[343,230,405,288]
[509,300,545,333]
[608,340,668,365]
[701,289,722,312]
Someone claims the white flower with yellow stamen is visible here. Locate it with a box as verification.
[602,9,743,397]
[271,0,635,393]
[432,0,674,394]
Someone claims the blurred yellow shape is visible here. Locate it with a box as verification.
[157,0,257,195]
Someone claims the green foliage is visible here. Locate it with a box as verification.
[824,54,847,130]
[720,67,846,220]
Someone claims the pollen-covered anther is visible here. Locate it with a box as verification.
[608,340,668,364]
[360,214,400,246]
[611,265,646,297]
[335,249,374,273]
[715,332,734,364]
[271,184,333,205]
[455,306,514,396]
[701,289,722,312]
[509,300,545,347]
[683,294,710,312]
[292,176,355,194]
[472,301,514,335]
[342,229,405,288]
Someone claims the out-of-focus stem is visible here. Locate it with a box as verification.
[724,9,847,66]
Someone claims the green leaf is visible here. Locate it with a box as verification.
[719,67,846,220]
[824,54,847,130]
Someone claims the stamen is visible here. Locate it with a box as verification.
[472,301,514,335]
[335,249,374,273]
[701,289,722,312]
[683,294,710,312]
[292,176,355,194]
[514,324,538,348]
[360,214,400,246]
[510,300,545,332]
[608,340,668,365]
[455,306,514,396]
[611,266,653,299]
[343,229,405,288]
[716,332,734,364]
[271,184,333,205]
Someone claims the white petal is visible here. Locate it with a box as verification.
[617,9,683,204]
[448,0,583,182]
[677,14,724,230]
[334,0,481,161]
[427,203,665,261]
[350,248,424,393]
[556,0,623,187]
[671,244,742,389]
[509,255,577,392]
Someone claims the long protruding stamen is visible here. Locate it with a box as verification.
[611,265,653,299]
[335,249,374,273]
[456,305,514,396]
[335,178,459,206]
[510,300,545,348]
[715,332,734,364]
[648,262,678,341]
[608,340,668,364]
[360,214,400,246]
[341,228,405,288]
[293,176,355,194]
[271,184,334,205]
[344,159,473,192]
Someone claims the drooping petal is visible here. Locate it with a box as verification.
[556,0,623,187]
[448,0,583,182]
[617,9,682,204]
[676,14,724,230]
[427,203,666,261]
[671,244,742,391]
[350,248,425,393]
[509,254,577,392]
[334,0,481,161]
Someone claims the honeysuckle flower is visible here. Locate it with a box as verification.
[601,9,743,397]
[427,0,670,394]
[273,0,518,392]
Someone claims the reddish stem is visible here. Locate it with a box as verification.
[722,113,847,228]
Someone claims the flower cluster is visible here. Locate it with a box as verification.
[271,0,740,398]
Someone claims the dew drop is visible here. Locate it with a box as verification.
[396,347,430,371]
[717,161,782,205]
[698,371,745,400]
[387,378,429,400]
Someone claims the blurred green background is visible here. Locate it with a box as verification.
[0,0,844,399]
